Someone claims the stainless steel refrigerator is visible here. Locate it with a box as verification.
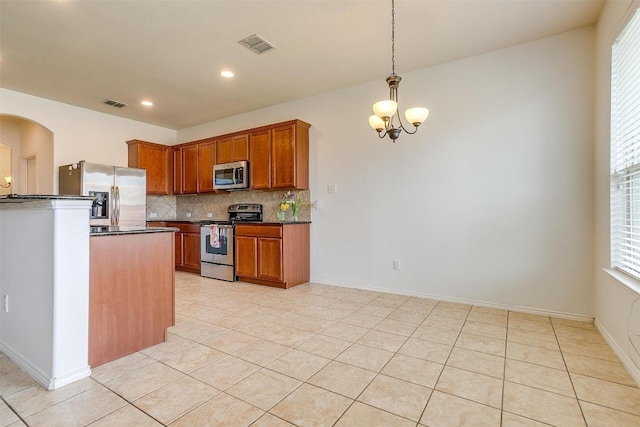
[58,161,146,226]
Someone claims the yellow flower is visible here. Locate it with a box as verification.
[280,203,289,211]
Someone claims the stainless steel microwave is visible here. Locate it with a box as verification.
[213,161,250,190]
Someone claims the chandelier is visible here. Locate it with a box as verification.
[0,172,10,188]
[368,0,429,142]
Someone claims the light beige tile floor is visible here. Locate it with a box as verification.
[2,271,640,426]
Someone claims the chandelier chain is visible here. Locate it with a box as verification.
[391,0,396,76]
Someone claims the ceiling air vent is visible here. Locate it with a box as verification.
[238,34,276,55]
[103,99,128,108]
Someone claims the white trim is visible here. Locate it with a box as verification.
[0,199,92,211]
[595,318,640,387]
[309,278,594,322]
[47,367,92,390]
[0,342,91,390]
[603,268,640,296]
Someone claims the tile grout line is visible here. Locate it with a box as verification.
[0,395,27,426]
[551,317,590,426]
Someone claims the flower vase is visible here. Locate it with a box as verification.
[277,211,286,221]
[292,214,298,222]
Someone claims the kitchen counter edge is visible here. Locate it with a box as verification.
[148,219,312,225]
[90,226,179,236]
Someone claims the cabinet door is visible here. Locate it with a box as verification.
[175,232,184,266]
[127,141,171,195]
[183,232,201,271]
[257,237,283,281]
[198,139,216,193]
[271,124,296,188]
[232,134,249,161]
[235,236,258,278]
[182,145,199,194]
[249,129,271,189]
[172,148,183,195]
[216,137,233,164]
[218,134,249,164]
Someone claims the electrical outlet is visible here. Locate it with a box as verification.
[3,295,8,312]
[327,184,337,194]
[186,212,192,218]
[207,213,213,218]
[393,259,401,270]
[149,212,157,218]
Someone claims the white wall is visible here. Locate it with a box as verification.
[17,120,53,194]
[0,119,20,195]
[594,0,640,384]
[0,89,176,191]
[179,27,597,318]
[0,199,93,389]
[0,27,597,319]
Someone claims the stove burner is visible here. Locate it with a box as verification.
[228,203,263,223]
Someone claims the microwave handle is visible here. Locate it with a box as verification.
[234,167,240,184]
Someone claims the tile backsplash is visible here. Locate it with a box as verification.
[147,189,312,222]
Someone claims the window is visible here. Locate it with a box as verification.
[611,6,640,280]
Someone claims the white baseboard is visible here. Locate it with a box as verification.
[0,342,91,390]
[308,278,594,322]
[595,319,640,388]
[47,366,92,390]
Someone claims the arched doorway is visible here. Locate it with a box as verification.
[0,115,54,194]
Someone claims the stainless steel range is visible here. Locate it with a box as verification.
[201,203,263,281]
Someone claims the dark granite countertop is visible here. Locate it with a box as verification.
[90,226,179,236]
[148,219,311,225]
[147,219,207,223]
[237,221,312,225]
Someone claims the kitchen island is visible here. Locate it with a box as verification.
[89,225,177,367]
[0,195,177,389]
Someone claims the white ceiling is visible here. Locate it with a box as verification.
[0,0,604,130]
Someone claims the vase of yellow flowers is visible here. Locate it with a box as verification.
[277,207,286,221]
[279,191,301,221]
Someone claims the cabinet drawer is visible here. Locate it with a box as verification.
[235,224,282,238]
[166,222,201,234]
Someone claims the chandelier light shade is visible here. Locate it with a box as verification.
[0,175,11,188]
[369,0,429,142]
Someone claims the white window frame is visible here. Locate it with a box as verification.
[611,5,640,281]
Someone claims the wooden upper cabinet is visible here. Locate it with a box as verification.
[126,140,171,195]
[132,119,310,195]
[198,139,216,193]
[182,145,199,194]
[271,120,310,189]
[172,148,182,195]
[217,133,249,164]
[249,129,271,190]
[173,144,198,194]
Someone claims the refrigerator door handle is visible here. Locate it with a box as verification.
[110,186,116,226]
[115,186,121,226]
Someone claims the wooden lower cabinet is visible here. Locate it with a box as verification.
[89,231,175,367]
[167,222,201,273]
[235,223,309,289]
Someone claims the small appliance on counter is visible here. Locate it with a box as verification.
[58,161,146,226]
[201,203,263,281]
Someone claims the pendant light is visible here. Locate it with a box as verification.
[369,0,429,142]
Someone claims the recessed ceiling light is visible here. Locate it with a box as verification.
[141,100,153,107]
[220,70,234,78]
